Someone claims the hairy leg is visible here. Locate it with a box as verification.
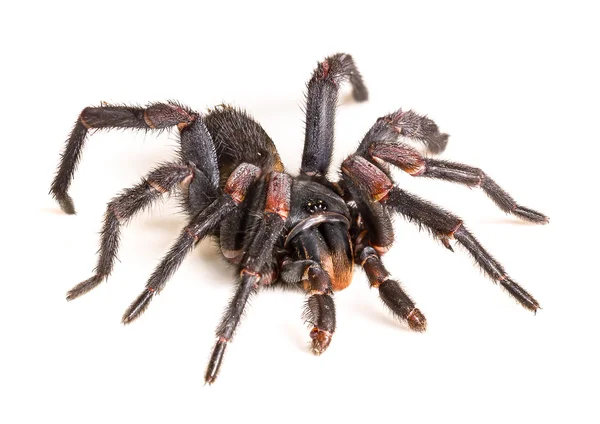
[366,140,548,223]
[385,188,540,312]
[205,172,292,384]
[66,163,195,301]
[356,245,427,331]
[51,102,198,213]
[120,163,261,324]
[356,108,449,156]
[342,155,540,312]
[301,53,368,177]
[280,259,336,354]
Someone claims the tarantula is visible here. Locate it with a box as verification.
[50,53,548,384]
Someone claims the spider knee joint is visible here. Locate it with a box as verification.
[449,221,463,237]
[147,179,168,193]
[109,204,125,223]
[79,110,93,129]
[240,268,261,282]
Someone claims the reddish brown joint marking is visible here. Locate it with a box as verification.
[355,229,369,250]
[342,155,393,202]
[448,221,463,238]
[369,142,426,176]
[143,111,156,129]
[186,227,199,242]
[321,60,330,79]
[475,170,485,187]
[148,180,167,193]
[79,115,92,129]
[110,204,124,223]
[372,244,392,255]
[265,173,291,219]
[240,268,261,280]
[362,255,390,287]
[360,253,377,267]
[179,171,195,190]
[171,105,193,122]
[224,163,261,204]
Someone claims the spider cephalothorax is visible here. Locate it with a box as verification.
[50,53,548,384]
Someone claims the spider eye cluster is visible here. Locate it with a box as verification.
[306,199,327,214]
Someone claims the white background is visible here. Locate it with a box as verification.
[1,1,598,423]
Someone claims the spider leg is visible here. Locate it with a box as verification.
[356,109,449,156]
[342,155,540,312]
[385,188,540,311]
[120,163,261,324]
[301,53,368,177]
[281,259,336,355]
[50,102,199,214]
[205,172,291,385]
[358,116,548,222]
[356,245,427,331]
[67,117,221,300]
[66,163,195,301]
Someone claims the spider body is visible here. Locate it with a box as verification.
[50,53,548,384]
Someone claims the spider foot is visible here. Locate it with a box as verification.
[500,277,541,313]
[55,192,76,215]
[122,288,155,324]
[66,274,104,300]
[406,308,427,332]
[513,206,549,224]
[205,338,227,385]
[310,327,332,355]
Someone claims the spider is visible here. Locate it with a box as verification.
[50,53,548,384]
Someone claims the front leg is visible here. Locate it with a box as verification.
[281,260,336,355]
[385,188,541,312]
[356,245,427,332]
[205,172,292,384]
[342,155,540,312]
[121,163,261,324]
